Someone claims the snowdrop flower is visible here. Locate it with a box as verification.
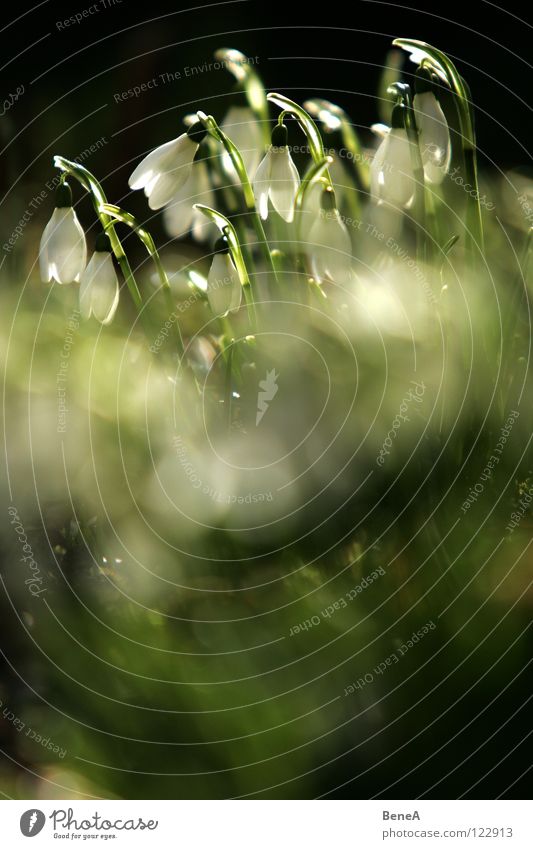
[207,237,242,317]
[79,232,119,325]
[128,121,207,211]
[221,106,264,180]
[300,154,349,242]
[414,67,451,184]
[253,123,300,222]
[39,183,87,284]
[163,160,215,242]
[370,105,416,208]
[308,188,352,284]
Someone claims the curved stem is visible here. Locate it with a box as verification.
[393,39,484,257]
[53,156,143,312]
[305,97,370,190]
[215,48,270,147]
[196,111,278,290]
[99,203,184,357]
[295,156,333,212]
[194,204,257,332]
[267,93,333,189]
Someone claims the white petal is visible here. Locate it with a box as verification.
[39,216,54,282]
[299,181,323,241]
[370,123,391,139]
[128,134,191,190]
[309,210,352,283]
[207,253,241,317]
[40,207,87,284]
[147,165,192,210]
[269,148,300,223]
[163,161,214,239]
[79,252,119,324]
[370,136,389,203]
[221,106,264,178]
[162,186,195,237]
[380,129,416,208]
[191,209,214,243]
[252,151,273,220]
[414,92,451,184]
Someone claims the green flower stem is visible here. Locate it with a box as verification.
[295,157,334,264]
[194,204,257,332]
[215,48,270,147]
[223,340,235,434]
[196,111,278,291]
[393,39,484,258]
[99,203,184,357]
[295,156,332,213]
[304,98,371,191]
[339,119,370,192]
[267,93,333,189]
[53,157,143,313]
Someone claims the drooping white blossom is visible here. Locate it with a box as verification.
[128,122,207,210]
[39,183,87,284]
[207,238,242,317]
[79,233,119,325]
[220,106,264,181]
[253,123,300,222]
[413,68,451,184]
[370,106,416,208]
[163,161,215,242]
[308,188,352,284]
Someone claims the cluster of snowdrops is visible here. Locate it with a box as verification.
[38,41,467,339]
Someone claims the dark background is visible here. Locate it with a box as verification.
[2,0,531,225]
